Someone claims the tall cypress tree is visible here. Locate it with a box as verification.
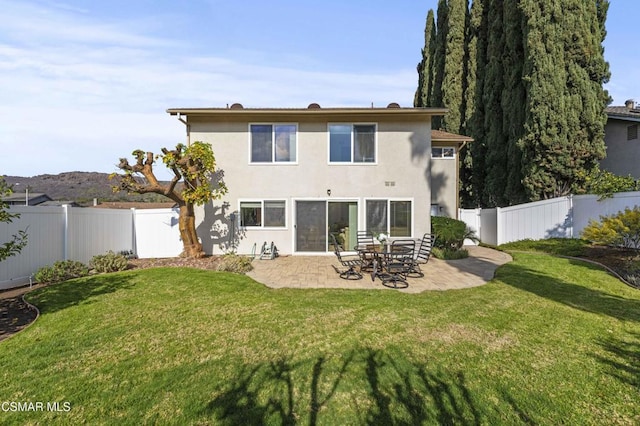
[482,0,508,206]
[502,0,526,204]
[519,0,570,199]
[519,0,609,200]
[417,0,611,206]
[460,0,483,207]
[440,0,468,133]
[469,0,489,207]
[430,0,448,129]
[414,10,437,108]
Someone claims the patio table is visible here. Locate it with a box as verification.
[355,243,411,283]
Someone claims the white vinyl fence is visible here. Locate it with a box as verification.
[0,206,181,290]
[460,191,640,246]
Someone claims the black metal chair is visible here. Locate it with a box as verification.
[381,239,415,289]
[330,234,363,280]
[356,230,376,271]
[407,233,436,278]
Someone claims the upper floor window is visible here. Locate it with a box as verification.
[431,147,455,159]
[250,124,297,163]
[628,124,638,141]
[329,124,376,163]
[240,200,286,228]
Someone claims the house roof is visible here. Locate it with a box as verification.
[431,129,474,143]
[606,105,640,122]
[167,104,448,121]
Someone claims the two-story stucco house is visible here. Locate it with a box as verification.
[167,103,470,255]
[600,99,640,178]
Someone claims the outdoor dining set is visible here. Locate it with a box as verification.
[331,231,436,289]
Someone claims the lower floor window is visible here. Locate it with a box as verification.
[365,199,412,237]
[240,200,286,227]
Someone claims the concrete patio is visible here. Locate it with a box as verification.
[247,245,512,293]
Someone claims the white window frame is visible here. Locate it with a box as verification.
[328,123,378,164]
[364,198,414,238]
[431,146,456,159]
[249,123,298,164]
[239,199,288,229]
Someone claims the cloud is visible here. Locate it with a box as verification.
[0,0,418,178]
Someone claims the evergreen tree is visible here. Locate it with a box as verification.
[482,0,508,206]
[440,0,468,133]
[502,0,526,204]
[430,0,448,129]
[416,0,610,206]
[459,0,482,207]
[519,0,609,200]
[468,0,489,207]
[414,10,436,107]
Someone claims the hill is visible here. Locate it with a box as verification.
[3,172,171,206]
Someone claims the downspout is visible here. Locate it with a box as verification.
[177,113,191,146]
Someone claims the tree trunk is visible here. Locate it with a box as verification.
[178,203,204,258]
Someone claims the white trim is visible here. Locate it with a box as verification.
[238,198,288,229]
[248,123,299,164]
[431,146,456,159]
[327,123,378,165]
[364,198,415,238]
[292,198,361,255]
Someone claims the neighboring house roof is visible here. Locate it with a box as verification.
[1,192,52,206]
[167,104,448,120]
[92,202,178,209]
[38,200,80,207]
[606,102,640,122]
[431,129,474,144]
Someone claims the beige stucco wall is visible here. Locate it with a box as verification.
[186,115,433,255]
[430,153,458,218]
[600,118,640,178]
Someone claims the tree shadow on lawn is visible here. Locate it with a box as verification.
[497,260,640,323]
[202,348,484,425]
[25,273,137,315]
[592,331,640,390]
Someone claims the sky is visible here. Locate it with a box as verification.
[1,0,639,180]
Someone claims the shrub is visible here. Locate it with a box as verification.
[581,206,640,249]
[35,260,89,284]
[216,253,253,274]
[90,251,129,273]
[432,247,469,260]
[431,216,478,250]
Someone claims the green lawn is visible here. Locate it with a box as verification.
[1,251,639,424]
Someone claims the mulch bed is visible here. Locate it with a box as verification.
[0,296,38,342]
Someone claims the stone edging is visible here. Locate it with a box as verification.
[0,294,40,343]
[557,255,638,290]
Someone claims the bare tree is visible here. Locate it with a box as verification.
[113,142,227,258]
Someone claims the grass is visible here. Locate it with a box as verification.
[499,237,592,257]
[0,252,639,424]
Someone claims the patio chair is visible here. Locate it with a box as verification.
[330,234,363,280]
[356,230,376,270]
[406,233,436,278]
[381,239,415,289]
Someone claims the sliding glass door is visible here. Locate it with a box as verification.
[295,200,358,252]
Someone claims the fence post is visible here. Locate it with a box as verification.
[131,208,137,257]
[496,207,502,246]
[569,194,574,239]
[63,204,69,260]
